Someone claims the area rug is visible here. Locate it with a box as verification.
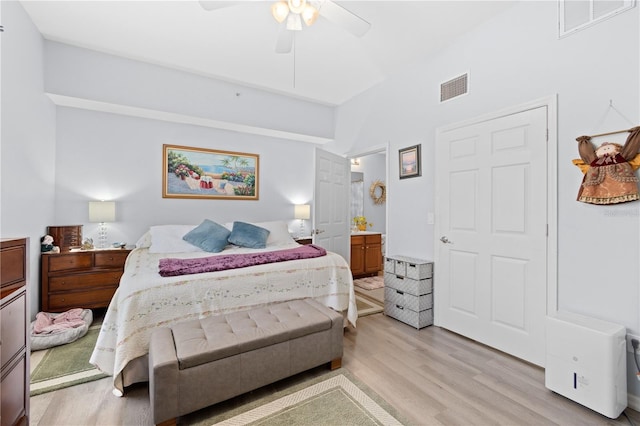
[30,324,107,396]
[353,275,384,290]
[189,369,405,426]
[356,294,384,317]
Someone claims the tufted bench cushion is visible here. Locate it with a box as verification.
[173,299,334,369]
[149,299,343,426]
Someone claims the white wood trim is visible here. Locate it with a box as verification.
[45,93,333,145]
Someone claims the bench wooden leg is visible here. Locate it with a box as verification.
[330,357,342,370]
[156,418,176,426]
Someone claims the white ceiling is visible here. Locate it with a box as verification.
[20,0,515,106]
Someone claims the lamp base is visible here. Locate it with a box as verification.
[97,222,108,249]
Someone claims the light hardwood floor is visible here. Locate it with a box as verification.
[31,312,640,425]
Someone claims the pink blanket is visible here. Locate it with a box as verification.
[159,244,327,277]
[33,308,86,334]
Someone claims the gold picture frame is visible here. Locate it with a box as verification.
[162,144,259,200]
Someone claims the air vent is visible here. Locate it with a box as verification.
[440,73,468,102]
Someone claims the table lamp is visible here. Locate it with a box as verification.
[89,201,116,248]
[294,204,310,238]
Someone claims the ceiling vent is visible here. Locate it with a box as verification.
[440,73,468,102]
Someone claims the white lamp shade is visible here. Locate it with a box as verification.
[294,204,311,220]
[89,201,116,223]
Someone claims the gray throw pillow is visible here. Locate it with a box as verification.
[183,219,231,253]
[228,221,270,249]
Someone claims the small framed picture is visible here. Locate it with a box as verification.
[399,144,421,179]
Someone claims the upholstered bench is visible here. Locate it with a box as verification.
[149,298,344,426]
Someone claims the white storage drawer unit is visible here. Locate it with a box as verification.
[384,255,433,329]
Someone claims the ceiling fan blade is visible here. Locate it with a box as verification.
[198,0,240,11]
[275,27,294,54]
[318,0,371,37]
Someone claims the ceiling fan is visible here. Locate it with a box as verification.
[199,0,371,54]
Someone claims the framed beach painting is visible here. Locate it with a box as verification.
[162,144,259,200]
[399,144,421,179]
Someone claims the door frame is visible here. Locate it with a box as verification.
[433,95,558,326]
[347,142,390,264]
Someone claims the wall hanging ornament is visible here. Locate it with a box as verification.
[572,126,640,205]
[369,180,386,205]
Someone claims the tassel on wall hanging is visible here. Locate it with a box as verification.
[572,126,640,204]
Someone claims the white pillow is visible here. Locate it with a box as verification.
[148,225,203,253]
[135,231,152,248]
[224,221,294,246]
[252,221,296,246]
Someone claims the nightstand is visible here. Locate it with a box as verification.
[295,237,313,245]
[40,248,131,312]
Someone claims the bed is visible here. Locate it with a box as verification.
[89,220,357,393]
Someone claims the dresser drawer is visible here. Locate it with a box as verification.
[0,246,25,287]
[95,251,129,268]
[48,287,117,311]
[384,301,433,329]
[384,272,432,296]
[1,354,27,426]
[384,257,395,273]
[404,261,433,280]
[385,287,432,312]
[47,252,93,272]
[49,271,123,292]
[0,291,26,365]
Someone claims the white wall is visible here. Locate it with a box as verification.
[44,41,334,141]
[328,1,640,399]
[53,106,315,245]
[1,1,57,318]
[42,41,327,251]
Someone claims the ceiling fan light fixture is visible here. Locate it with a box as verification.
[287,0,306,15]
[271,1,289,23]
[286,13,302,31]
[301,4,319,26]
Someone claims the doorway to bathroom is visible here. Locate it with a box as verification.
[349,147,388,305]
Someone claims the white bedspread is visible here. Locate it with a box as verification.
[90,244,356,392]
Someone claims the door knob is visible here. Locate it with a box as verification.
[440,236,453,244]
[313,229,325,235]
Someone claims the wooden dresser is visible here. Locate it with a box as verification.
[41,249,131,312]
[350,233,382,278]
[1,237,29,426]
[294,237,313,245]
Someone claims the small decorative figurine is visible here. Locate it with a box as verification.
[41,235,54,252]
[82,237,94,250]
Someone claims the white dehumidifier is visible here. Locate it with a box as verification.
[545,311,627,418]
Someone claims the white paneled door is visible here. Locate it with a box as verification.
[435,105,549,366]
[313,148,350,262]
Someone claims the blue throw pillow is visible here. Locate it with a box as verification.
[182,219,231,253]
[228,221,270,249]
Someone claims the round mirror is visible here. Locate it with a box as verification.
[369,180,386,205]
